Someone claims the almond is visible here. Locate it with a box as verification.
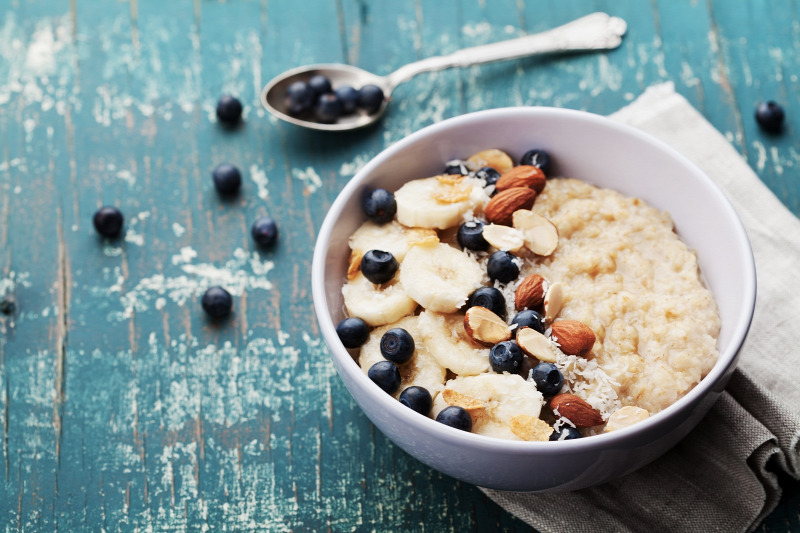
[512,209,558,256]
[516,327,557,363]
[484,188,537,226]
[543,281,564,322]
[482,224,524,252]
[550,320,596,356]
[464,306,512,346]
[515,274,546,310]
[495,165,546,193]
[466,149,514,173]
[550,393,603,427]
[604,406,650,433]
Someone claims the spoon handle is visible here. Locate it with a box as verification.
[385,12,626,88]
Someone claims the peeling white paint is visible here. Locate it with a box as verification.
[292,166,322,195]
[250,164,270,200]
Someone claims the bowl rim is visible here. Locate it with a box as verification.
[312,106,757,452]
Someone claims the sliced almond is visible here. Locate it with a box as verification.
[604,405,651,432]
[512,209,558,256]
[516,327,557,363]
[482,224,524,252]
[466,149,514,173]
[484,188,537,226]
[550,320,596,356]
[510,414,552,441]
[464,306,512,346]
[515,274,546,310]
[550,393,603,427]
[495,165,546,193]
[543,282,564,322]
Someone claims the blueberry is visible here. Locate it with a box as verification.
[549,426,582,441]
[335,85,359,114]
[467,287,506,318]
[399,386,433,416]
[315,93,342,123]
[531,362,564,396]
[755,101,785,133]
[212,163,242,194]
[357,84,385,114]
[251,216,279,248]
[361,250,398,284]
[487,251,520,283]
[308,74,332,97]
[489,340,524,373]
[201,286,233,318]
[435,405,472,432]
[443,161,469,175]
[216,94,243,125]
[511,309,546,335]
[336,317,370,349]
[380,327,415,364]
[285,81,315,115]
[93,206,124,238]
[0,298,15,315]
[362,188,397,224]
[457,221,489,251]
[367,360,401,394]
[520,149,551,175]
[475,166,501,187]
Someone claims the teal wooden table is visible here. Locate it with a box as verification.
[1,1,798,530]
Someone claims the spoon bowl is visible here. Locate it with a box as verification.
[261,12,627,131]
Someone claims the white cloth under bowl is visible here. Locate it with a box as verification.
[482,82,800,533]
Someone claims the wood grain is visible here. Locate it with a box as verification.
[0,0,797,531]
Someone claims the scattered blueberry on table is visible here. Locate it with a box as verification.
[362,188,397,224]
[399,386,433,416]
[93,206,124,238]
[380,327,415,364]
[435,405,472,431]
[336,317,370,349]
[755,101,785,133]
[360,250,398,284]
[212,163,242,194]
[367,360,402,394]
[201,286,233,318]
[0,298,15,315]
[216,94,243,125]
[251,216,279,248]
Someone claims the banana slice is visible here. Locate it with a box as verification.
[349,220,438,262]
[417,310,490,376]
[342,272,418,326]
[399,243,484,313]
[431,373,545,440]
[394,175,490,229]
[359,315,447,400]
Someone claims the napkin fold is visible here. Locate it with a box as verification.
[482,83,800,533]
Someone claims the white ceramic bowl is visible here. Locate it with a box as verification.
[312,107,756,492]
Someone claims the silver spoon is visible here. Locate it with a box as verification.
[261,12,627,131]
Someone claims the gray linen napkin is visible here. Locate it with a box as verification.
[482,82,800,533]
